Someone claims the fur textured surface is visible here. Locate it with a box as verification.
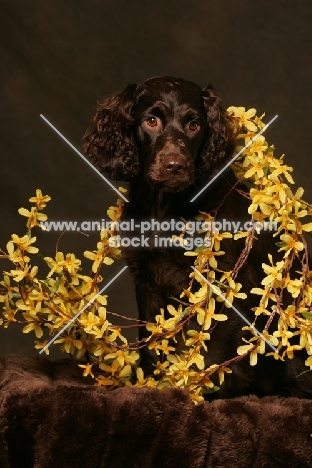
[1,355,312,468]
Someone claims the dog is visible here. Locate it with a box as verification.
[83,76,312,399]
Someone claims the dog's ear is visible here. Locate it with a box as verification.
[82,84,139,181]
[198,84,235,177]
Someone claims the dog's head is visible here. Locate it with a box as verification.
[83,76,235,192]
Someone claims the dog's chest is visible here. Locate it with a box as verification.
[148,248,192,292]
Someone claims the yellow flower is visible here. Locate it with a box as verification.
[195,211,215,230]
[265,181,289,205]
[248,188,273,216]
[266,351,283,361]
[22,315,43,338]
[149,339,175,355]
[118,186,128,194]
[237,343,254,355]
[301,222,312,233]
[250,287,276,307]
[59,253,81,275]
[268,157,294,184]
[305,355,312,369]
[187,282,209,303]
[78,311,100,332]
[97,306,107,323]
[44,252,65,277]
[3,307,17,324]
[218,367,232,385]
[278,234,304,257]
[78,275,94,295]
[249,349,259,366]
[98,230,122,259]
[261,255,285,287]
[97,295,108,306]
[253,113,266,129]
[10,265,38,282]
[299,329,312,352]
[0,275,19,303]
[185,330,210,352]
[237,343,260,365]
[99,361,120,376]
[273,210,297,235]
[53,300,72,321]
[146,308,166,336]
[29,189,51,209]
[167,354,191,386]
[84,247,114,273]
[107,202,123,222]
[34,340,50,355]
[6,243,28,264]
[104,349,139,367]
[201,373,216,390]
[217,273,247,307]
[54,335,83,354]
[283,345,302,360]
[252,211,270,225]
[135,368,146,385]
[233,231,250,240]
[166,304,183,322]
[165,303,184,328]
[251,306,271,316]
[119,364,133,380]
[185,249,225,269]
[211,230,232,251]
[75,336,96,360]
[18,207,47,229]
[78,363,95,378]
[153,360,170,377]
[243,135,268,159]
[95,375,115,386]
[196,299,227,330]
[16,296,42,315]
[273,328,294,347]
[107,327,128,345]
[187,352,205,370]
[7,234,38,254]
[227,106,257,132]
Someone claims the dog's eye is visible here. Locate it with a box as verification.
[189,121,199,131]
[146,117,158,127]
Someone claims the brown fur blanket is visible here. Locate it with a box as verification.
[0,355,312,467]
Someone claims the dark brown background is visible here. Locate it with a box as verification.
[1,0,311,357]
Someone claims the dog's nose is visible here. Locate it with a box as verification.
[163,154,186,173]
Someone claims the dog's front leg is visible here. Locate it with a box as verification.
[132,279,169,375]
